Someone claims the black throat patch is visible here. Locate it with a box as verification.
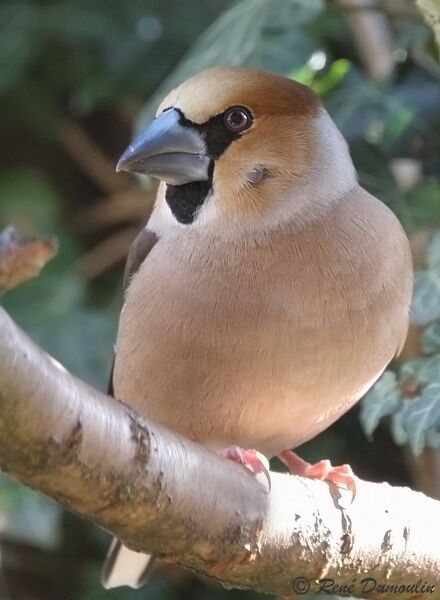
[165,111,241,224]
[165,163,214,225]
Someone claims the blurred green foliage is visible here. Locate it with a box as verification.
[0,0,439,598]
[361,232,440,455]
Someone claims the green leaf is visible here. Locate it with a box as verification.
[4,281,117,388]
[249,26,315,73]
[360,371,402,437]
[136,0,324,127]
[426,427,440,449]
[0,168,61,231]
[324,74,388,142]
[0,476,62,549]
[391,383,440,455]
[136,0,269,126]
[410,268,440,326]
[422,323,440,354]
[290,59,352,96]
[248,0,323,72]
[0,3,40,92]
[399,355,440,385]
[426,231,440,269]
[404,182,440,230]
[312,59,351,96]
[282,0,323,23]
[391,408,410,447]
[41,3,122,43]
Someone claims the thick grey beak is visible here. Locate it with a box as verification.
[116,108,210,186]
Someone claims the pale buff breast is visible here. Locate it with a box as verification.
[113,188,412,457]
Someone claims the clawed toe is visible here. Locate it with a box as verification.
[325,464,357,497]
[279,450,357,500]
[218,446,271,490]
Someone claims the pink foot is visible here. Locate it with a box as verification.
[279,450,357,498]
[218,446,271,489]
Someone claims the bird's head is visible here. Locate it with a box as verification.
[117,67,356,232]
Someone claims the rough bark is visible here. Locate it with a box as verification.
[0,227,57,292]
[0,306,439,598]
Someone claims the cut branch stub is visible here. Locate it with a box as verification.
[0,225,57,292]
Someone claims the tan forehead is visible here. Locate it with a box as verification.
[157,66,320,123]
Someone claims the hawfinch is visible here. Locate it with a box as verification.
[102,66,413,589]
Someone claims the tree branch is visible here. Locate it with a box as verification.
[0,307,439,597]
[58,120,128,195]
[334,0,395,80]
[0,227,57,293]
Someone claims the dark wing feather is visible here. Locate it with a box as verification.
[122,227,158,292]
[103,226,158,589]
[107,226,158,396]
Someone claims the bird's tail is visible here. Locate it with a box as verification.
[101,538,155,590]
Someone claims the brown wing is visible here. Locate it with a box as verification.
[102,226,158,589]
[121,227,158,293]
[107,226,158,396]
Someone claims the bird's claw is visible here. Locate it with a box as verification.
[304,460,357,498]
[279,450,357,500]
[218,446,271,491]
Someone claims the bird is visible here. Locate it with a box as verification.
[101,66,413,590]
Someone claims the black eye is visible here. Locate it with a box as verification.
[223,106,252,133]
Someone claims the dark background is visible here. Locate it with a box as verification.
[1,1,439,599]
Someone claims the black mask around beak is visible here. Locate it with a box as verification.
[116,109,210,186]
